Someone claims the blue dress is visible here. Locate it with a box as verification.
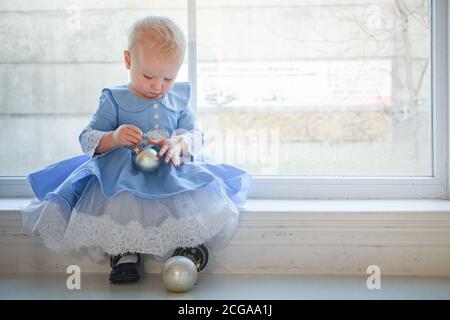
[22,82,252,261]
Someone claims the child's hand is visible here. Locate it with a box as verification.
[148,138,183,167]
[112,125,143,148]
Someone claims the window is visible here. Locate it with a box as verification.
[0,0,448,199]
[193,0,448,198]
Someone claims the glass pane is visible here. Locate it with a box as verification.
[0,0,188,176]
[196,0,432,176]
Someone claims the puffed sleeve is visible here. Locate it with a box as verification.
[79,91,118,157]
[173,106,204,163]
[87,90,118,131]
[177,105,196,131]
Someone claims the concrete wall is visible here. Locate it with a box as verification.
[0,0,187,175]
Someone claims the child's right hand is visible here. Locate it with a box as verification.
[112,124,143,148]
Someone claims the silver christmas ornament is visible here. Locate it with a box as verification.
[162,256,198,292]
[133,145,159,172]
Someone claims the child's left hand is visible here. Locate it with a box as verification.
[148,138,184,168]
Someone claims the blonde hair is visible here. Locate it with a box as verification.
[127,16,186,62]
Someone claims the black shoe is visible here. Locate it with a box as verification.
[109,253,141,283]
[172,243,209,272]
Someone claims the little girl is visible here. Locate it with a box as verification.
[22,16,252,283]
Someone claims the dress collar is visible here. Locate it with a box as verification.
[106,83,190,113]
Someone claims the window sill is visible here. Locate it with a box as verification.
[2,197,450,276]
[240,198,450,214]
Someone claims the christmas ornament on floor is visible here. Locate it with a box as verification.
[162,256,198,292]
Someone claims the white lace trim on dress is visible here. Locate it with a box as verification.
[34,200,237,258]
[171,128,203,164]
[64,208,236,257]
[79,126,109,158]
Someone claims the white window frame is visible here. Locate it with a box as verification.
[0,0,448,199]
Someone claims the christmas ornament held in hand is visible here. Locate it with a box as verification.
[132,134,161,172]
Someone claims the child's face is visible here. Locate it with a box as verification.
[124,45,182,100]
